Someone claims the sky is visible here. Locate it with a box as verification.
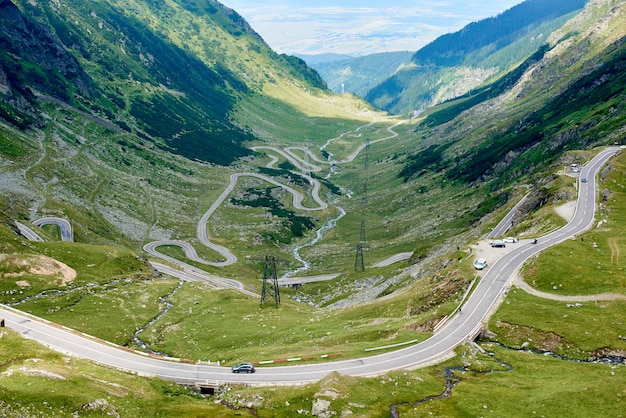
[219,0,524,56]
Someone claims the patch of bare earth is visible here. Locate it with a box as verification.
[554,200,576,222]
[0,254,76,286]
[406,317,445,333]
[406,269,468,316]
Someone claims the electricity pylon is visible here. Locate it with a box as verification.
[260,254,280,308]
[354,242,364,272]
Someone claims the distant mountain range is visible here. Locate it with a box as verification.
[303,0,589,115]
[397,0,626,187]
[300,51,414,98]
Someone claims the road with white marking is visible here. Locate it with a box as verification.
[2,148,617,385]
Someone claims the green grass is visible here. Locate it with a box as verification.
[489,288,626,358]
[394,344,625,418]
[0,234,152,300]
[214,343,625,418]
[523,151,626,295]
[139,283,436,364]
[0,125,34,158]
[2,325,623,417]
[17,277,179,346]
[0,328,241,417]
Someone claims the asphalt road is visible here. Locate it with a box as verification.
[2,148,617,385]
[33,217,74,242]
[371,252,413,268]
[14,221,44,242]
[486,193,529,239]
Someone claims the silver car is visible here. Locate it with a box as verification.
[473,258,488,270]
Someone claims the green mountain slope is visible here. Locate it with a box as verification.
[366,0,589,115]
[0,0,374,252]
[1,0,329,165]
[400,0,626,187]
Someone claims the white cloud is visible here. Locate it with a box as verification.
[220,1,524,56]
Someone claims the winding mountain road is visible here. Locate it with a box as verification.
[144,121,404,281]
[33,217,74,242]
[2,147,618,385]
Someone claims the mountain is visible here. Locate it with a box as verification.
[398,0,626,188]
[366,0,589,114]
[303,51,414,98]
[0,0,327,166]
[1,0,626,415]
[0,0,372,251]
[296,53,354,66]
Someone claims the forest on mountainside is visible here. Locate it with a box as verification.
[365,0,589,114]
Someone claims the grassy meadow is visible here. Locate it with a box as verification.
[0,328,234,417]
[522,151,626,296]
[1,325,623,417]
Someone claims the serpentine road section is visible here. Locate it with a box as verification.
[143,121,405,284]
[144,172,327,266]
[14,217,74,242]
[1,147,617,385]
[33,217,74,242]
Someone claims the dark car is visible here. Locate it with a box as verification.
[489,240,506,248]
[231,362,255,373]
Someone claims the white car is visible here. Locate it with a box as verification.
[503,237,518,243]
[473,258,488,270]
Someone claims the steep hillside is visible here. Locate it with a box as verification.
[366,0,589,114]
[399,0,626,188]
[1,0,329,165]
[0,0,375,252]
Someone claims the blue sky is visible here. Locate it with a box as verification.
[219,0,524,56]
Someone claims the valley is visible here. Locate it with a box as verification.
[2,125,620,384]
[1,0,625,416]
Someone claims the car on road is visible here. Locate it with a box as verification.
[473,258,488,270]
[503,237,518,243]
[490,240,506,248]
[231,362,255,373]
[581,177,587,183]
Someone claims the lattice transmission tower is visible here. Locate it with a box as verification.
[360,219,367,243]
[260,254,280,308]
[354,220,368,272]
[354,242,364,272]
